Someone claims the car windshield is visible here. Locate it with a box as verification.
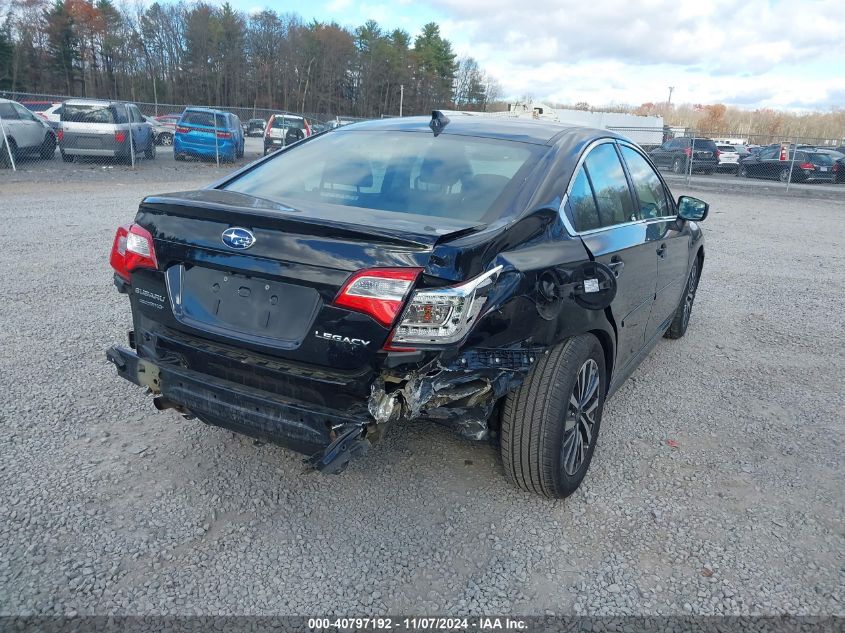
[181,111,227,128]
[808,153,834,165]
[718,145,736,152]
[272,117,304,129]
[692,139,716,149]
[62,104,118,124]
[224,131,540,222]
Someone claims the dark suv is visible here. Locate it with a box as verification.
[650,137,720,174]
[107,114,708,498]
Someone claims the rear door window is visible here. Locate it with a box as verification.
[583,143,637,227]
[181,111,226,128]
[567,167,600,232]
[620,146,671,219]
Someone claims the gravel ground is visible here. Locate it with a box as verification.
[0,172,843,617]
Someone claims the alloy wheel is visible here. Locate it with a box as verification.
[561,358,600,476]
[682,260,699,329]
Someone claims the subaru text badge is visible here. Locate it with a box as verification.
[221,227,255,250]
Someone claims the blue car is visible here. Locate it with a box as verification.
[174,108,244,162]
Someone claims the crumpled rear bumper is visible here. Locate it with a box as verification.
[106,345,362,458]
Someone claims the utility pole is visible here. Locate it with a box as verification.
[399,84,404,117]
[667,86,675,106]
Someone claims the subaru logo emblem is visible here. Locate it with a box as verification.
[221,227,255,250]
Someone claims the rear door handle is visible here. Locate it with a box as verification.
[656,244,667,258]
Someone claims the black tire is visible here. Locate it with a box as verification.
[500,334,606,499]
[40,133,56,159]
[672,157,684,174]
[61,151,74,163]
[159,132,173,146]
[739,165,748,177]
[665,255,701,339]
[778,167,791,183]
[0,138,17,167]
[145,140,156,160]
[174,152,186,162]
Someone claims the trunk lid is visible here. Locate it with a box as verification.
[132,189,483,368]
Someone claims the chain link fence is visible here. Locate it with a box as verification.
[0,90,372,173]
[2,92,843,193]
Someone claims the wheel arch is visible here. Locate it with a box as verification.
[588,328,614,395]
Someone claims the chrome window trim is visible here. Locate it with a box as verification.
[559,138,677,237]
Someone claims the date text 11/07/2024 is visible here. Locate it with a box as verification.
[306,617,528,630]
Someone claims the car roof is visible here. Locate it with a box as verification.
[183,107,228,115]
[334,114,624,146]
[64,98,126,106]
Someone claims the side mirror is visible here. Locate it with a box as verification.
[677,195,709,222]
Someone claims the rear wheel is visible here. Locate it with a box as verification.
[672,157,684,174]
[500,334,606,499]
[778,167,791,183]
[40,133,56,159]
[145,140,156,160]
[158,132,173,146]
[739,165,748,177]
[665,256,701,339]
[0,138,17,167]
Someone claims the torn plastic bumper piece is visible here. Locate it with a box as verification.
[105,345,366,460]
[306,424,371,475]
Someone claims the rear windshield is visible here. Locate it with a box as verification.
[224,131,540,222]
[807,153,834,165]
[717,145,736,152]
[62,104,126,124]
[692,139,717,150]
[181,111,227,128]
[272,117,305,129]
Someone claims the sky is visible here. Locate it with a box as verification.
[226,0,844,111]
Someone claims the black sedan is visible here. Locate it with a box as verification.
[810,149,844,183]
[738,147,837,183]
[246,118,266,137]
[106,114,708,498]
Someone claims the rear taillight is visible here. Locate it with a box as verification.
[56,129,63,142]
[216,131,232,139]
[684,147,692,157]
[799,162,814,170]
[114,131,126,143]
[334,268,422,327]
[175,125,190,133]
[833,164,840,172]
[715,149,720,158]
[390,266,504,347]
[110,224,158,281]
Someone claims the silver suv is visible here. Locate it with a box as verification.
[0,98,57,166]
[59,99,155,164]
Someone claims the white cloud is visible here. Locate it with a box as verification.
[433,0,845,109]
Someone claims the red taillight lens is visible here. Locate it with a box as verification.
[216,131,232,139]
[684,147,692,157]
[175,125,190,133]
[114,131,126,143]
[799,162,814,170]
[56,129,63,142]
[334,268,422,327]
[715,149,720,158]
[110,223,158,280]
[833,164,840,172]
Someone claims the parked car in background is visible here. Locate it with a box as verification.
[263,113,310,155]
[142,115,173,146]
[59,99,155,164]
[246,118,266,137]
[649,137,719,174]
[738,146,836,183]
[107,114,709,498]
[809,149,845,183]
[0,97,57,165]
[174,108,244,162]
[716,144,740,172]
[155,114,181,128]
